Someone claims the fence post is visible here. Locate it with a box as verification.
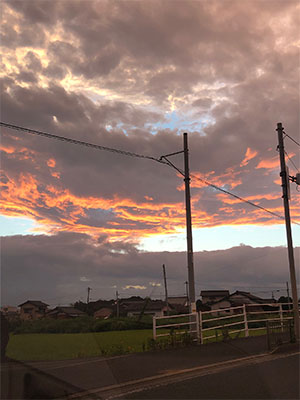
[243,304,249,337]
[196,312,200,344]
[153,316,156,340]
[199,311,203,344]
[279,303,283,332]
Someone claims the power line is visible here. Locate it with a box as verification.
[2,121,299,226]
[284,133,300,147]
[285,150,299,174]
[190,173,292,223]
[0,121,168,166]
[161,159,296,225]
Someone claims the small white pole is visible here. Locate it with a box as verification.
[243,304,249,337]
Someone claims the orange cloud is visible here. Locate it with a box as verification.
[256,157,279,169]
[47,158,56,168]
[0,145,15,154]
[2,165,298,240]
[240,147,258,167]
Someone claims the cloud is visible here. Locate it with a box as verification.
[80,276,91,282]
[149,282,161,287]
[1,233,299,306]
[240,148,258,167]
[0,1,299,265]
[123,285,147,291]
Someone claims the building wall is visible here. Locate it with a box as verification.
[202,295,227,304]
[20,305,46,320]
[210,300,233,316]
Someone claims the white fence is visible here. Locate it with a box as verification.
[153,303,296,344]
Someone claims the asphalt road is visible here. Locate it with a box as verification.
[120,352,300,400]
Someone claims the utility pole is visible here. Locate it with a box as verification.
[286,281,291,311]
[183,133,196,314]
[276,122,299,341]
[162,264,169,315]
[116,290,120,318]
[185,281,189,304]
[87,287,91,304]
[159,133,196,315]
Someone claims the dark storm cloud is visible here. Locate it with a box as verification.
[2,233,299,306]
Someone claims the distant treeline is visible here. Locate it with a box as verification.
[9,316,153,334]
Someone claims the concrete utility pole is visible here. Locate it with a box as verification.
[162,264,169,315]
[286,281,291,311]
[276,122,299,341]
[185,281,189,304]
[87,287,91,304]
[160,133,196,315]
[183,133,196,313]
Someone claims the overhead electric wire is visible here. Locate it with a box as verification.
[161,157,294,224]
[284,132,300,147]
[285,150,299,173]
[0,121,168,166]
[190,173,290,222]
[2,121,299,226]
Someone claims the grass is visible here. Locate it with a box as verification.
[6,329,154,361]
[7,323,269,362]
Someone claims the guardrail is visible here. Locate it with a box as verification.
[153,302,297,344]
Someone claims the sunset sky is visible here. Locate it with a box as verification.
[1,0,299,306]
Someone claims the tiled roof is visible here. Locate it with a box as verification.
[48,306,86,316]
[200,290,230,297]
[18,300,49,307]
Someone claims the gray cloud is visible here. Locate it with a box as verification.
[1,233,299,306]
[0,1,299,262]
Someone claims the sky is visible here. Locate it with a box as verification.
[1,0,299,306]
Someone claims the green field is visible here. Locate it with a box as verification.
[6,329,154,361]
[6,327,267,361]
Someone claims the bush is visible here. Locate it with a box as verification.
[146,330,194,351]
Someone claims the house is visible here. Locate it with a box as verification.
[1,305,19,320]
[167,296,189,314]
[124,299,169,318]
[94,307,113,319]
[200,290,230,304]
[18,300,49,320]
[86,299,116,315]
[209,291,275,315]
[47,306,87,319]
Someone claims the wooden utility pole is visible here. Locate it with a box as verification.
[162,264,169,315]
[183,133,196,313]
[276,122,299,341]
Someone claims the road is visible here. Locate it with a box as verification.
[120,352,299,399]
[2,337,299,399]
